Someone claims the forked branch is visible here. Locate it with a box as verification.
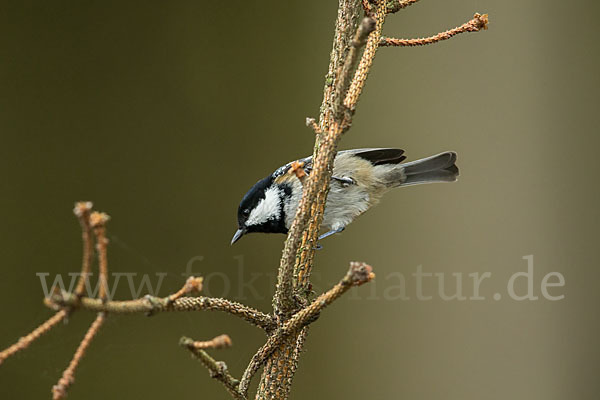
[181,335,245,400]
[240,262,374,396]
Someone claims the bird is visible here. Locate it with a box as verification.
[231,148,458,245]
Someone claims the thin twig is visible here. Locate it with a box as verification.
[180,337,246,400]
[380,13,489,47]
[72,202,93,298]
[240,262,374,396]
[46,291,275,331]
[305,117,321,134]
[181,334,232,350]
[0,310,68,365]
[167,276,204,304]
[52,312,106,400]
[90,212,110,302]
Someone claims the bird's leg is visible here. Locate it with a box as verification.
[315,227,345,250]
[318,226,345,241]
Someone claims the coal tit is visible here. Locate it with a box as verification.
[231,148,458,244]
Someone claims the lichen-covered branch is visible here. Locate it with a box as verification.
[46,291,275,331]
[380,13,489,47]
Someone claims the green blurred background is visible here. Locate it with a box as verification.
[1,1,599,399]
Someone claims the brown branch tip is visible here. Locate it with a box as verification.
[89,211,110,228]
[73,201,93,218]
[181,334,233,350]
[168,276,204,303]
[305,117,321,134]
[288,161,307,184]
[345,262,375,287]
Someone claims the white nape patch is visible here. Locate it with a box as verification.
[246,186,282,226]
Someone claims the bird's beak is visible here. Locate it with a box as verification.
[231,228,245,245]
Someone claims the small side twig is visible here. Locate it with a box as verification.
[0,310,68,365]
[180,337,245,400]
[52,312,106,400]
[305,117,321,134]
[239,262,374,395]
[181,334,232,350]
[167,276,204,304]
[380,13,489,47]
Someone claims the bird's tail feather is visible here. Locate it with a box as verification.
[398,151,459,186]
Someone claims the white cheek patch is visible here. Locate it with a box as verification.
[246,186,282,226]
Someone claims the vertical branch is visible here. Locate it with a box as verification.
[295,0,385,301]
[261,2,387,399]
[273,0,363,318]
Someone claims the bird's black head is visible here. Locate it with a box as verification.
[231,176,289,244]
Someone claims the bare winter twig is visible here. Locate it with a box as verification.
[380,13,489,47]
[0,310,68,365]
[52,312,106,400]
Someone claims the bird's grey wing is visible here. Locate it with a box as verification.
[338,148,406,165]
[272,148,406,179]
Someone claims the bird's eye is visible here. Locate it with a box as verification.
[242,209,250,216]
